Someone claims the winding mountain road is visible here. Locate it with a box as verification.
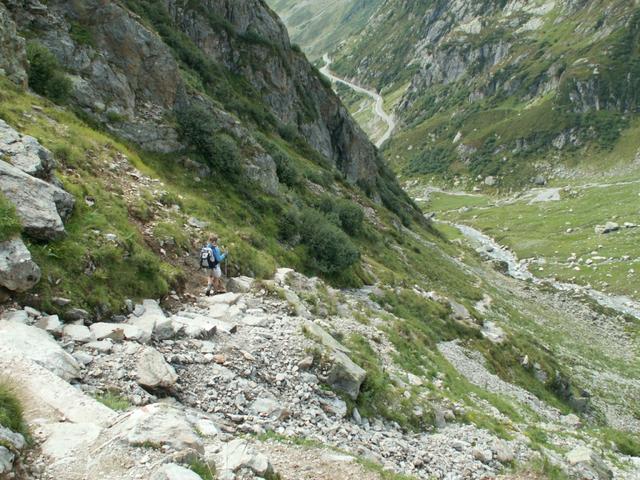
[320,54,395,148]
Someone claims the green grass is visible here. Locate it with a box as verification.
[598,428,640,457]
[93,392,131,411]
[447,180,640,301]
[187,458,215,480]
[0,192,22,242]
[0,380,27,438]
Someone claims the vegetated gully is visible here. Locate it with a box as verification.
[319,54,396,148]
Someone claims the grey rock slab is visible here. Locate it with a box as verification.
[73,351,94,366]
[36,315,63,337]
[1,309,29,324]
[90,322,144,342]
[170,314,221,338]
[64,308,90,322]
[0,120,55,178]
[89,322,125,341]
[214,439,274,477]
[200,292,242,306]
[319,397,347,418]
[226,276,254,293]
[187,217,207,229]
[304,321,350,354]
[0,426,25,451]
[0,160,74,241]
[51,297,71,307]
[128,309,173,342]
[39,422,102,461]
[566,446,613,480]
[85,339,114,353]
[250,397,284,419]
[114,403,203,453]
[595,222,620,234]
[151,463,203,480]
[207,303,231,319]
[0,446,14,475]
[0,321,79,380]
[241,314,272,328]
[136,346,178,389]
[0,238,41,292]
[142,299,164,316]
[0,352,115,426]
[62,324,93,343]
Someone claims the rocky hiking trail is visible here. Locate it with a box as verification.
[2,267,639,479]
[320,54,396,148]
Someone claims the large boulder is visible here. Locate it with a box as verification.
[0,238,41,291]
[0,446,15,475]
[304,321,365,400]
[0,120,56,179]
[113,403,203,453]
[0,3,27,87]
[0,160,75,241]
[566,446,613,480]
[326,350,367,401]
[136,346,178,389]
[0,320,79,380]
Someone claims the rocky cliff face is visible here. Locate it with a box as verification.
[3,0,386,194]
[0,2,26,86]
[161,0,381,189]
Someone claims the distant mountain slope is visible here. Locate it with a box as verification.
[266,0,383,60]
[275,0,640,188]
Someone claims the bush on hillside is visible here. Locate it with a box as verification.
[299,208,360,274]
[272,151,300,187]
[176,105,242,178]
[315,196,364,236]
[26,42,72,103]
[336,199,364,236]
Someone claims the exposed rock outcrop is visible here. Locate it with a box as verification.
[0,159,74,240]
[0,119,56,179]
[0,2,27,86]
[0,238,41,292]
[0,320,80,381]
[4,0,389,196]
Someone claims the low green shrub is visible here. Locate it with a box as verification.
[94,392,130,411]
[272,151,300,187]
[176,105,242,178]
[26,42,72,103]
[299,208,360,274]
[188,458,215,480]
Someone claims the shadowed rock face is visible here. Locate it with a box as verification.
[162,0,383,188]
[5,0,387,193]
[0,2,27,86]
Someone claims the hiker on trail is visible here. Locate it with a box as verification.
[201,234,227,296]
